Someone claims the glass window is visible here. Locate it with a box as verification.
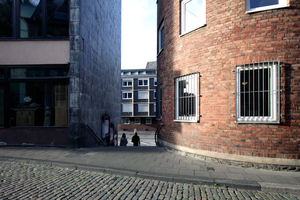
[20,0,43,38]
[245,0,287,12]
[158,22,164,52]
[0,84,4,127]
[0,0,13,38]
[174,73,199,122]
[154,78,157,86]
[138,91,148,99]
[10,68,69,78]
[122,104,132,112]
[0,69,4,79]
[181,0,206,34]
[138,104,148,112]
[146,118,152,125]
[122,92,132,99]
[138,79,148,86]
[47,0,69,37]
[124,118,129,125]
[122,80,132,87]
[135,118,140,124]
[9,82,68,127]
[235,61,280,123]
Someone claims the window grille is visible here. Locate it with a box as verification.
[174,73,199,122]
[235,61,280,123]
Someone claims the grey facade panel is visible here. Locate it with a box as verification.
[69,0,121,146]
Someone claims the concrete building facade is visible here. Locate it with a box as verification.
[0,0,121,147]
[156,0,300,167]
[119,62,158,132]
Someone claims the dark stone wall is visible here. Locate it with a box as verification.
[69,0,121,147]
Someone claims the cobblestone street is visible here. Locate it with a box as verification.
[0,161,299,200]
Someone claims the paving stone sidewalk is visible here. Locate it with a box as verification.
[1,161,300,200]
[0,147,299,195]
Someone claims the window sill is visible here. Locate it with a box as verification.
[180,24,207,37]
[174,119,198,123]
[245,4,290,13]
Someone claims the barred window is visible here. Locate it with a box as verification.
[235,61,280,123]
[174,73,199,122]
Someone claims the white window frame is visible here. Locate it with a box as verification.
[135,118,141,124]
[158,22,164,53]
[245,0,289,13]
[138,91,148,99]
[154,78,157,86]
[138,104,148,112]
[122,104,132,112]
[146,118,152,125]
[124,118,130,125]
[235,61,280,123]
[122,79,132,87]
[122,92,132,99]
[138,78,148,86]
[174,73,199,122]
[181,0,206,35]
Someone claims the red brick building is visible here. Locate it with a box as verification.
[156,0,300,167]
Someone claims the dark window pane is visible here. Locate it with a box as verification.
[0,68,4,79]
[0,0,13,38]
[0,84,4,127]
[20,0,43,38]
[47,0,69,37]
[9,82,68,127]
[10,68,69,78]
[128,93,132,98]
[250,0,278,9]
[160,27,164,48]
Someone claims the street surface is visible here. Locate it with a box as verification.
[1,161,299,200]
[118,131,156,146]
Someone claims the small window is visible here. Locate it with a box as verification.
[124,118,130,125]
[122,79,132,87]
[138,79,148,86]
[146,118,152,125]
[245,0,288,12]
[174,73,199,122]
[138,104,148,112]
[154,78,157,86]
[181,0,206,35]
[135,118,141,124]
[158,22,164,52]
[138,91,148,99]
[154,104,156,113]
[122,92,132,99]
[122,104,132,112]
[235,61,280,123]
[154,91,156,99]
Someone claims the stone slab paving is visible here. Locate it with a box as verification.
[0,147,299,195]
[0,161,300,200]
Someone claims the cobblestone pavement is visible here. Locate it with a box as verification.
[0,161,299,200]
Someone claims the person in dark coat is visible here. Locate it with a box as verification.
[120,133,128,146]
[131,129,140,146]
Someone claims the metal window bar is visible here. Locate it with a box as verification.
[236,61,280,123]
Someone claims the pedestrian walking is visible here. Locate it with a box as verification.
[120,133,128,146]
[131,129,140,146]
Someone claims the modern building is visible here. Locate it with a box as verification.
[119,62,158,132]
[0,0,121,147]
[156,0,300,167]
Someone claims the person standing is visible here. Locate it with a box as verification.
[120,133,128,146]
[131,129,140,146]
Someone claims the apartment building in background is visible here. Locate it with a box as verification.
[118,62,158,132]
[0,0,121,147]
[156,0,300,168]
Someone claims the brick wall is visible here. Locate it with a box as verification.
[157,0,300,159]
[118,117,158,132]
